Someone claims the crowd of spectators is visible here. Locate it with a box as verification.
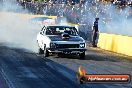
[17,0,132,40]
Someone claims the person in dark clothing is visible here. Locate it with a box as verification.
[92,18,99,47]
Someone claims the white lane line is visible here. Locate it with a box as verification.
[1,68,15,88]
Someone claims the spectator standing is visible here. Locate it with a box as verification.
[92,18,99,47]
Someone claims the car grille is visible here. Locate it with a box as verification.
[56,44,79,48]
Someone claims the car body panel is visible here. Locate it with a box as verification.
[47,35,84,41]
[37,25,87,53]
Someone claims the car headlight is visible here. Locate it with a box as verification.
[50,43,56,48]
[80,43,85,48]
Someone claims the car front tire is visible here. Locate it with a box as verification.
[79,52,85,59]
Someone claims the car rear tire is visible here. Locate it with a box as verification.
[79,52,85,59]
[39,48,44,54]
[44,45,49,57]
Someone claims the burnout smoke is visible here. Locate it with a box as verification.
[0,0,40,52]
[51,1,132,37]
[78,1,132,36]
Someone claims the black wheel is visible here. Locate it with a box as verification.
[79,52,85,59]
[57,53,63,57]
[39,48,44,54]
[44,45,49,57]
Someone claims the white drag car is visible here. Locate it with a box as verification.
[37,25,87,59]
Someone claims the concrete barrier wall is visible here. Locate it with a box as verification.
[97,33,132,56]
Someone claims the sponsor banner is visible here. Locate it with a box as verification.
[81,74,130,83]
[76,66,131,84]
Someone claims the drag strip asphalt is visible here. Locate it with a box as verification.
[0,46,80,88]
[0,45,132,88]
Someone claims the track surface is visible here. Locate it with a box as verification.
[0,45,132,88]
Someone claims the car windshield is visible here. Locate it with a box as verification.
[46,26,78,36]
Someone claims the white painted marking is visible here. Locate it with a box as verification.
[1,68,15,88]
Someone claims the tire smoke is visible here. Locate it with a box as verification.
[0,0,40,52]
